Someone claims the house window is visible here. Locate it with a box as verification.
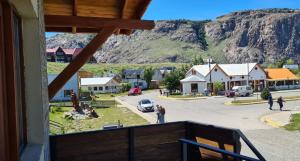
[88,87,92,90]
[162,73,165,78]
[105,86,109,90]
[64,90,73,97]
[94,87,98,91]
[192,69,196,75]
[99,87,103,91]
[255,67,258,70]
[137,74,140,79]
[214,68,218,72]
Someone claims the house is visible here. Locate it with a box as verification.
[152,66,176,82]
[46,47,97,63]
[265,68,300,90]
[122,69,148,89]
[181,63,266,95]
[0,1,264,161]
[80,77,121,93]
[283,64,299,70]
[48,73,79,101]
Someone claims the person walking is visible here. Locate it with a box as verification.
[156,105,161,124]
[159,105,165,123]
[159,89,162,95]
[268,94,273,110]
[277,96,285,111]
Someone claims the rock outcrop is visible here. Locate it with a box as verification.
[46,9,300,64]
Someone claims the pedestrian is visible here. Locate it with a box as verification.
[268,94,273,110]
[159,89,162,95]
[159,105,165,123]
[277,96,285,111]
[156,105,161,124]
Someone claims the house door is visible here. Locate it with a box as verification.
[191,83,198,93]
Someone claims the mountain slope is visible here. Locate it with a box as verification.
[46,9,300,64]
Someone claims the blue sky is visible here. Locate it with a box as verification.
[46,0,300,37]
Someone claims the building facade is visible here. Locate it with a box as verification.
[122,69,148,89]
[181,63,266,95]
[81,77,121,93]
[46,47,97,63]
[48,73,79,101]
[265,68,300,90]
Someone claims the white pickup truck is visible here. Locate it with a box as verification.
[232,86,253,97]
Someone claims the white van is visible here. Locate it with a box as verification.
[232,86,253,97]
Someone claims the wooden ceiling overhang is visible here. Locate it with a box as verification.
[44,0,154,34]
[45,0,154,99]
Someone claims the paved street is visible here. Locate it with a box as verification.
[118,90,300,161]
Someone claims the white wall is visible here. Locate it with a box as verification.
[249,65,266,80]
[48,74,79,101]
[204,66,229,83]
[82,79,121,93]
[182,82,206,95]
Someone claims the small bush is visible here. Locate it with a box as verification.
[261,88,270,100]
[121,83,131,92]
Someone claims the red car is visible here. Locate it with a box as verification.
[225,90,235,97]
[128,88,142,96]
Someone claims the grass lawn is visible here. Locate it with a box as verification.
[49,105,149,135]
[284,113,300,131]
[47,62,186,75]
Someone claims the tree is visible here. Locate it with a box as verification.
[163,65,190,93]
[192,55,204,65]
[261,88,271,100]
[120,83,131,92]
[286,58,294,65]
[213,81,224,95]
[144,67,154,89]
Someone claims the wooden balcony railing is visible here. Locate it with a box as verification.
[49,121,265,161]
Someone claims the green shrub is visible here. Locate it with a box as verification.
[121,83,131,92]
[261,88,270,100]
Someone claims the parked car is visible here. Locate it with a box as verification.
[232,86,253,97]
[137,99,154,112]
[225,90,235,97]
[128,87,142,96]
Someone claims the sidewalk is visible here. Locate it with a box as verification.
[261,111,300,128]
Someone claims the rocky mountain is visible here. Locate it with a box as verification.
[46,9,300,64]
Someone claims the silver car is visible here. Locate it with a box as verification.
[137,99,154,112]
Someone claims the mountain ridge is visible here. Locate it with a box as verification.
[46,8,300,64]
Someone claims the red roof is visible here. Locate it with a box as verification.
[46,47,83,56]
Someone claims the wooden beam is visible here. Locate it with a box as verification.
[135,0,152,19]
[44,15,155,30]
[72,0,77,33]
[46,27,102,33]
[48,27,116,99]
[117,0,129,34]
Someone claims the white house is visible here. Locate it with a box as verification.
[48,73,79,101]
[80,77,121,93]
[181,63,266,95]
[152,67,176,82]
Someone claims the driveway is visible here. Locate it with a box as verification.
[118,90,300,161]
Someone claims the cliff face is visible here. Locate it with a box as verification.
[46,9,300,64]
[205,9,300,63]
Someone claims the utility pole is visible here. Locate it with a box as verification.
[208,58,212,96]
[247,62,249,86]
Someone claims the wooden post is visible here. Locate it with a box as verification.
[48,27,116,99]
